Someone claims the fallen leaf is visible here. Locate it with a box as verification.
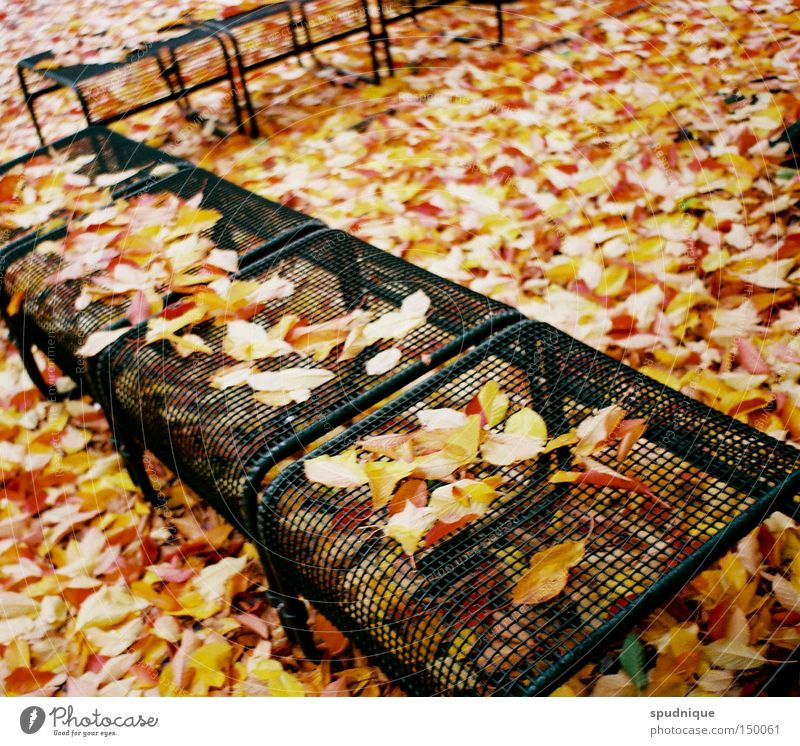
[247,367,334,392]
[364,460,414,510]
[365,347,402,375]
[512,539,586,605]
[383,501,437,556]
[703,639,767,670]
[76,327,131,358]
[304,449,369,489]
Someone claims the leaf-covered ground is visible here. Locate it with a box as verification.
[1,0,799,696]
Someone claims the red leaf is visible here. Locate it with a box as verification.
[424,514,478,547]
[707,596,734,641]
[757,524,780,568]
[567,469,655,497]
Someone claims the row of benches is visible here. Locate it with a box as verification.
[18,0,510,143]
[2,126,798,694]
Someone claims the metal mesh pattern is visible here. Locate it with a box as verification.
[0,167,322,393]
[298,0,373,44]
[258,320,800,696]
[97,229,517,532]
[378,0,456,23]
[211,4,300,70]
[0,126,187,256]
[19,26,236,126]
[83,32,236,124]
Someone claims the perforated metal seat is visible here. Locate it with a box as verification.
[376,0,509,74]
[211,0,384,136]
[0,167,323,399]
[18,25,242,143]
[0,126,187,258]
[258,320,800,695]
[96,228,518,534]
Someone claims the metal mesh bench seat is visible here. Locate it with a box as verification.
[376,0,509,73]
[208,0,384,136]
[19,1,385,142]
[0,167,323,400]
[17,24,244,144]
[0,126,187,259]
[258,320,800,695]
[295,0,381,67]
[203,2,303,135]
[96,228,519,535]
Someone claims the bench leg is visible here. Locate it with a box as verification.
[113,433,165,509]
[1,307,60,400]
[267,587,320,660]
[495,1,504,45]
[17,66,48,146]
[206,23,260,138]
[375,5,395,77]
[260,550,320,660]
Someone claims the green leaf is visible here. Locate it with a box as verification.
[679,197,703,211]
[620,633,648,690]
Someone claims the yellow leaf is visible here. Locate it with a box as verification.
[76,586,147,630]
[512,540,586,605]
[172,333,213,357]
[304,449,369,489]
[428,478,501,522]
[640,101,674,118]
[576,175,607,196]
[247,367,334,393]
[223,319,291,361]
[468,381,509,427]
[188,641,232,693]
[444,414,482,462]
[383,502,436,556]
[595,265,629,297]
[703,640,767,671]
[718,554,747,595]
[506,408,548,440]
[146,306,206,343]
[575,404,626,457]
[168,207,222,240]
[251,659,305,696]
[364,460,414,510]
[543,430,579,453]
[174,556,246,620]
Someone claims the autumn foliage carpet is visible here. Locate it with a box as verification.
[1,0,799,696]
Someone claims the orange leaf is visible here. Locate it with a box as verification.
[4,667,55,695]
[388,479,428,516]
[424,514,478,547]
[512,540,586,605]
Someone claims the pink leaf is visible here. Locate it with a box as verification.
[125,290,151,326]
[737,339,770,375]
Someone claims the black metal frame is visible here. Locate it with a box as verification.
[0,126,191,395]
[17,23,245,145]
[203,0,384,137]
[258,319,800,694]
[376,0,507,75]
[1,165,324,551]
[18,1,386,142]
[94,227,516,654]
[201,3,306,138]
